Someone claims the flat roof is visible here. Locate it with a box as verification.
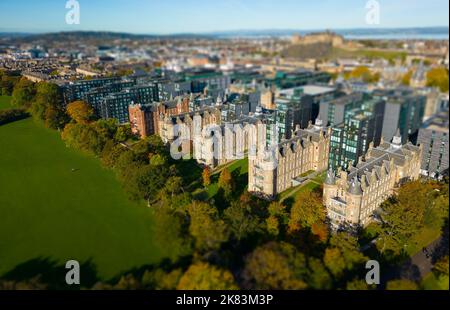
[279,85,335,97]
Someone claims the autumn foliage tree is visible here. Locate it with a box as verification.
[323,232,367,280]
[376,180,448,257]
[66,100,94,124]
[349,66,380,83]
[243,242,308,290]
[288,191,326,234]
[426,67,449,92]
[187,201,229,253]
[177,262,238,290]
[202,167,211,187]
[218,168,233,197]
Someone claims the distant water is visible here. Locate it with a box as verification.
[344,34,449,40]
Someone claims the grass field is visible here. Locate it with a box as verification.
[406,226,442,256]
[0,116,168,285]
[331,47,407,63]
[0,95,12,110]
[192,158,249,200]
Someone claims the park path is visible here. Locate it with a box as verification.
[279,170,324,203]
[380,237,444,285]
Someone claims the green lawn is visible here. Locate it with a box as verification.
[278,181,320,206]
[0,117,168,285]
[193,158,248,200]
[406,227,442,256]
[0,95,12,110]
[331,47,407,62]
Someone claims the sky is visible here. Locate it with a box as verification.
[0,0,448,34]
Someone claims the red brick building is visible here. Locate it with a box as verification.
[129,96,190,139]
[129,104,155,139]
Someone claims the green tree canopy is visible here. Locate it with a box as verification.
[177,262,238,290]
[426,67,449,92]
[187,201,229,252]
[243,241,308,290]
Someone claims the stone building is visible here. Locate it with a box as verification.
[158,106,223,162]
[323,131,422,229]
[248,119,331,198]
[152,96,190,134]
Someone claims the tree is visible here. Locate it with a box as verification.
[177,262,238,290]
[11,77,35,108]
[265,202,289,236]
[243,242,308,290]
[120,164,168,202]
[100,140,125,168]
[153,205,192,263]
[149,154,167,167]
[266,215,280,236]
[223,201,263,241]
[161,176,184,197]
[306,257,332,290]
[386,279,418,290]
[142,268,183,290]
[433,256,449,280]
[202,167,211,187]
[350,66,380,83]
[218,168,233,197]
[1,72,20,96]
[288,191,326,233]
[28,82,67,129]
[324,232,367,279]
[324,247,347,278]
[114,274,141,290]
[44,105,68,130]
[401,70,413,86]
[187,202,229,252]
[61,122,107,155]
[268,201,288,219]
[346,278,370,290]
[376,181,438,256]
[114,125,131,142]
[426,67,449,92]
[66,100,94,124]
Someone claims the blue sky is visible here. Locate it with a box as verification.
[0,0,448,34]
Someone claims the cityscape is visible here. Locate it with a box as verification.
[0,0,449,300]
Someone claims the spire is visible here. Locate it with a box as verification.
[348,176,363,195]
[324,168,336,185]
[216,94,223,106]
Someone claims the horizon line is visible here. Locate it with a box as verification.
[1,25,449,36]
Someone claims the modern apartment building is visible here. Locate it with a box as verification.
[248,119,331,198]
[100,85,158,123]
[62,77,122,104]
[278,84,338,122]
[267,70,331,90]
[323,132,422,229]
[328,98,386,170]
[417,110,449,179]
[318,92,365,126]
[372,88,426,144]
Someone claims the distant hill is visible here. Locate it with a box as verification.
[1,31,213,42]
[281,42,334,60]
[0,26,448,41]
